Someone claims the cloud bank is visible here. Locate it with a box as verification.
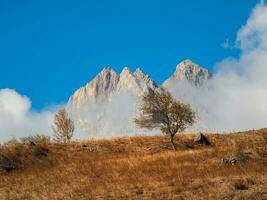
[0,89,54,142]
[69,91,157,139]
[168,2,267,132]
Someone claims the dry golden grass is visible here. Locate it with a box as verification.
[0,129,267,200]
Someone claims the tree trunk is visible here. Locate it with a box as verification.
[170,134,176,150]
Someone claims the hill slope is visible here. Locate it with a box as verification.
[0,129,267,200]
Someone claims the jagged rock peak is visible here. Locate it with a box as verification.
[68,66,119,107]
[134,68,157,89]
[119,66,133,79]
[87,67,119,99]
[163,59,212,87]
[100,66,117,74]
[134,67,143,75]
[121,66,131,73]
[134,68,149,80]
[116,67,158,94]
[176,59,210,77]
[68,66,159,109]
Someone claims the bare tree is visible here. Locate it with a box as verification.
[52,109,74,143]
[135,89,196,150]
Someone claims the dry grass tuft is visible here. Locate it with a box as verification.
[0,136,51,172]
[0,129,267,199]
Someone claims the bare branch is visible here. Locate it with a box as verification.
[52,109,74,143]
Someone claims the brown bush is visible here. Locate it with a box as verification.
[234,180,249,190]
[20,134,50,145]
[0,137,50,172]
[0,153,16,171]
[32,146,49,159]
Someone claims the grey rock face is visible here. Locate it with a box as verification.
[116,67,157,94]
[68,67,158,110]
[68,60,211,111]
[163,59,212,87]
[68,67,120,109]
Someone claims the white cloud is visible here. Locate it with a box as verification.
[0,88,54,143]
[69,91,157,139]
[168,2,267,132]
[236,2,267,51]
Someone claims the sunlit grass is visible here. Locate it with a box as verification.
[0,129,267,199]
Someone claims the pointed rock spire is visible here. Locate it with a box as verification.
[68,67,119,107]
[163,60,211,87]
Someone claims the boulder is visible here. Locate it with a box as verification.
[194,132,210,145]
[222,158,238,165]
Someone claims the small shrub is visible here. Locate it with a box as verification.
[20,134,50,145]
[0,137,50,171]
[32,146,49,159]
[0,141,31,170]
[234,142,251,163]
[234,177,256,190]
[235,152,251,163]
[0,153,16,172]
[234,180,249,190]
[256,147,267,162]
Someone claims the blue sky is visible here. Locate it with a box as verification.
[0,0,259,109]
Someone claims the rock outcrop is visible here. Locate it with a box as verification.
[68,67,119,109]
[116,67,157,94]
[194,132,210,145]
[163,59,212,87]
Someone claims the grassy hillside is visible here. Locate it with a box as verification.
[0,129,267,200]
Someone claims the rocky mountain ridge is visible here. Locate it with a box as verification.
[67,60,212,136]
[68,59,211,107]
[68,66,158,109]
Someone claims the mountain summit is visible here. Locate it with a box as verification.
[68,60,211,109]
[68,67,119,109]
[163,60,212,87]
[67,60,211,136]
[117,67,157,94]
[68,67,157,109]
